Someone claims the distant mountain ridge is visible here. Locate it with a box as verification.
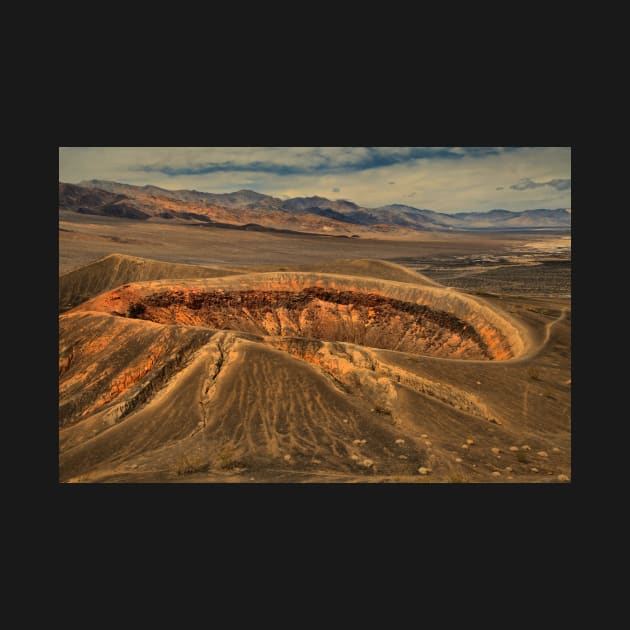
[62,180,571,234]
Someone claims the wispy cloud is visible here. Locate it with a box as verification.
[132,147,519,178]
[510,177,571,191]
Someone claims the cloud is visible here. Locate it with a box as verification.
[510,177,571,192]
[130,147,520,178]
[331,187,340,193]
[137,160,302,177]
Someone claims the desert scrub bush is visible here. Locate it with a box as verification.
[544,387,557,400]
[175,453,208,476]
[527,366,541,380]
[372,403,391,415]
[127,302,147,319]
[448,473,470,483]
[215,445,238,470]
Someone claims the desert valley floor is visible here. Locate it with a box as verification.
[59,215,571,483]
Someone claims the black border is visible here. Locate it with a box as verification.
[52,110,575,544]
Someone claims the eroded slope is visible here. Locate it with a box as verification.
[59,256,569,483]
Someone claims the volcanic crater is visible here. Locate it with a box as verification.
[59,255,571,484]
[75,272,526,361]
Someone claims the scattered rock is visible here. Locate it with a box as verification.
[491,471,501,477]
[537,451,549,458]
[455,458,463,463]
[362,459,374,468]
[507,476,513,480]
[421,434,429,439]
[472,464,477,468]
[350,455,360,461]
[461,444,469,450]
[509,446,519,452]
[250,477,255,481]
[557,474,570,482]
[466,439,475,445]
[353,439,362,445]
[130,464,138,469]
[530,467,539,473]
[505,466,513,472]
[491,447,501,455]
[424,440,433,447]
[398,454,408,460]
[343,419,348,423]
[489,418,502,425]
[312,458,321,464]
[521,445,532,451]
[547,471,553,475]
[395,439,405,445]
[552,447,560,453]
[476,381,482,385]
[418,467,432,475]
[284,454,292,462]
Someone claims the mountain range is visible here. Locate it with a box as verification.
[59,180,571,235]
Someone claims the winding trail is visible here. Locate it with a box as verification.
[542,307,569,346]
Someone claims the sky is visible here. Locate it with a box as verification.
[59,147,571,213]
